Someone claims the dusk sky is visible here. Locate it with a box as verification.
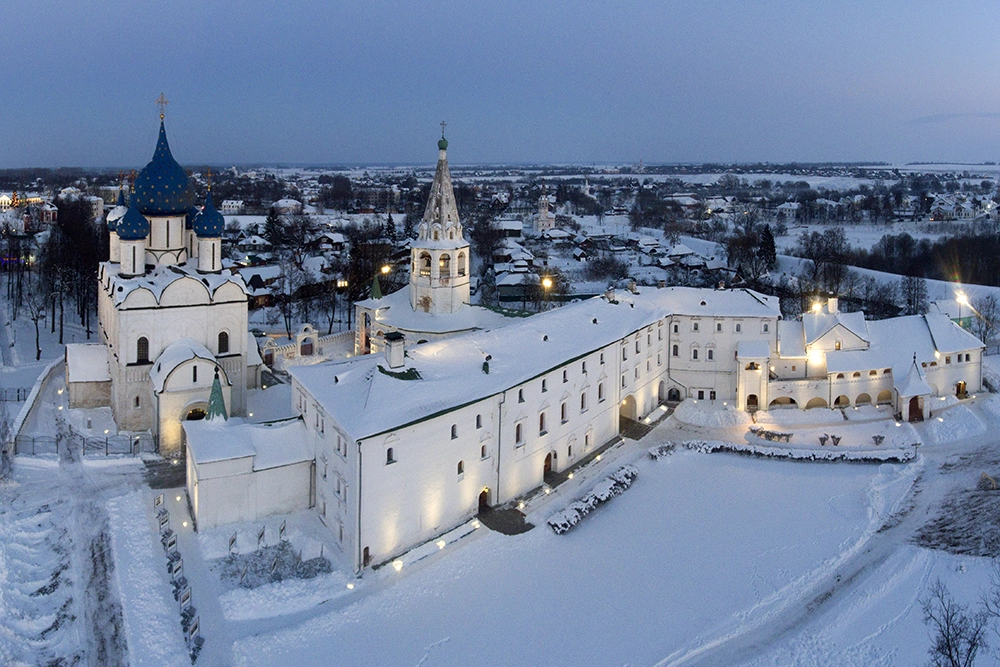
[3,0,1000,168]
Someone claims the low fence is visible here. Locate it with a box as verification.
[13,432,157,457]
[0,387,30,402]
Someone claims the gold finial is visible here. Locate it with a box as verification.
[440,120,446,138]
[156,93,169,121]
[206,167,212,191]
[129,170,136,193]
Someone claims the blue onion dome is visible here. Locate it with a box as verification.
[106,187,129,231]
[185,205,200,230]
[193,191,224,238]
[116,203,150,241]
[133,121,194,216]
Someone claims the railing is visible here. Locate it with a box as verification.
[267,330,355,362]
[12,432,157,456]
[0,387,30,402]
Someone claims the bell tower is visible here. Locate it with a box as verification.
[409,124,470,314]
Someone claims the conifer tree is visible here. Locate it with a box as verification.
[758,224,777,272]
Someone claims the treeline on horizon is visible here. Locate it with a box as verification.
[847,232,1000,287]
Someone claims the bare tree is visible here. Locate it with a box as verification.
[972,294,1000,344]
[25,275,47,361]
[922,579,988,667]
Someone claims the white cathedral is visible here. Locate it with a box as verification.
[66,113,260,455]
[67,117,986,576]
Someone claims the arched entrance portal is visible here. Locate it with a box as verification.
[543,452,553,475]
[957,381,967,398]
[621,395,637,421]
[667,387,681,402]
[908,396,923,422]
[478,489,490,513]
[186,407,207,421]
[746,394,759,411]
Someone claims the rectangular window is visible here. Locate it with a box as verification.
[698,390,705,400]
[673,324,678,333]
[582,361,587,374]
[657,353,662,366]
[635,341,640,354]
[600,353,604,365]
[945,355,951,364]
[622,347,628,361]
[598,383,605,402]
[562,370,568,383]
[621,375,627,387]
[710,390,716,400]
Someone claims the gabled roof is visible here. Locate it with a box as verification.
[897,356,932,397]
[149,339,219,393]
[802,307,868,346]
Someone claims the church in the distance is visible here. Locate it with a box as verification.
[66,100,260,454]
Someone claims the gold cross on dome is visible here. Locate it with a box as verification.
[156,93,169,120]
[207,167,212,191]
[440,120,446,138]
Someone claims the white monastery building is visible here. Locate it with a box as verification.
[69,118,983,576]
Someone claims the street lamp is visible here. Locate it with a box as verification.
[956,291,969,328]
[541,276,553,311]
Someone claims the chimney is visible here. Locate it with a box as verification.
[627,279,638,294]
[828,296,839,314]
[605,286,616,302]
[384,331,405,369]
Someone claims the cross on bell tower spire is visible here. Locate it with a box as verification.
[440,120,446,138]
[156,93,169,121]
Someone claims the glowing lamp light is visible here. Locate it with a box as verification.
[518,501,525,510]
[568,473,574,479]
[544,487,551,495]
[57,405,63,410]
[895,422,901,427]
[346,583,355,590]
[248,412,254,417]
[175,496,181,502]
[956,291,969,306]
[542,277,553,289]
[104,429,109,434]
[938,417,944,422]
[381,265,391,275]
[472,520,481,529]
[172,459,179,465]
[436,540,446,550]
[57,388,64,395]
[812,302,822,313]
[182,521,188,528]
[595,454,602,461]
[392,560,403,572]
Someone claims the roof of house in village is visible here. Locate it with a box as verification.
[291,287,780,441]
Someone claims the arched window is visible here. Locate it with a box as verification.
[515,423,523,444]
[136,337,149,364]
[707,349,714,360]
[218,331,229,354]
[192,366,198,383]
[598,383,605,402]
[518,389,524,403]
[672,344,679,357]
[481,445,487,458]
[476,414,482,429]
[450,424,457,439]
[386,448,395,464]
[134,396,141,408]
[419,252,431,277]
[457,460,464,475]
[581,393,587,411]
[836,373,845,379]
[457,253,467,276]
[692,349,699,360]
[539,412,547,435]
[560,403,568,423]
[439,253,451,277]
[853,371,861,378]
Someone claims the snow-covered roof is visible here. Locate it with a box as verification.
[246,333,263,366]
[802,308,868,346]
[824,315,981,378]
[355,287,511,335]
[101,260,249,307]
[924,312,983,353]
[149,339,219,393]
[184,418,311,471]
[292,287,780,440]
[65,344,110,382]
[896,359,932,397]
[777,320,806,358]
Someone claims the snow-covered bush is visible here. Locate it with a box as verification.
[548,465,638,534]
[682,439,915,463]
[648,443,675,460]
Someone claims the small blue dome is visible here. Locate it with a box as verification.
[116,203,150,241]
[116,188,126,207]
[194,192,225,238]
[185,205,200,230]
[133,121,194,216]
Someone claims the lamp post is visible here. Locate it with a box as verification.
[956,291,969,329]
[337,278,349,330]
[541,276,553,311]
